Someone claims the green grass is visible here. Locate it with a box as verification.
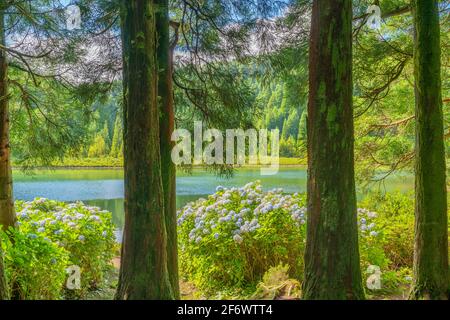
[14,156,307,168]
[41,157,123,168]
[278,157,306,166]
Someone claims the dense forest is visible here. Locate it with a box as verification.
[0,0,448,303]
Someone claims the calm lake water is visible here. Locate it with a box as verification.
[12,168,414,229]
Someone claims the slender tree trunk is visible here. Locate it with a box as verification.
[302,0,364,300]
[0,5,15,232]
[115,0,173,300]
[0,3,12,301]
[410,0,448,300]
[0,247,8,300]
[155,0,179,299]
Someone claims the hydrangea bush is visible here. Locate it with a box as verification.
[358,192,416,293]
[1,227,69,299]
[178,181,416,295]
[177,181,307,293]
[0,198,116,299]
[359,192,415,269]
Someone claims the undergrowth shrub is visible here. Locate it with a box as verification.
[358,192,416,294]
[178,181,307,294]
[178,182,419,296]
[0,228,69,299]
[0,198,116,299]
[359,192,415,269]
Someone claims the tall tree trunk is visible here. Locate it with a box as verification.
[0,247,8,300]
[115,0,173,300]
[0,4,11,301]
[0,5,15,232]
[302,0,364,300]
[410,0,448,300]
[155,0,179,299]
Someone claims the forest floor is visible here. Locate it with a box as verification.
[84,257,411,300]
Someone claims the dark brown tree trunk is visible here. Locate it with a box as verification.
[115,0,173,300]
[410,0,448,300]
[302,0,364,300]
[0,5,15,232]
[155,0,179,299]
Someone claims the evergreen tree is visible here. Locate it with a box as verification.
[297,110,307,156]
[115,0,173,300]
[281,118,289,140]
[88,135,107,158]
[0,3,15,231]
[297,110,307,142]
[302,0,364,299]
[110,115,123,158]
[282,109,299,140]
[410,0,448,300]
[101,121,111,153]
[157,0,179,298]
[279,136,297,157]
[279,83,289,113]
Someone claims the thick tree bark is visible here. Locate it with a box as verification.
[155,0,179,299]
[0,6,15,232]
[115,0,173,300]
[410,0,448,300]
[302,0,364,300]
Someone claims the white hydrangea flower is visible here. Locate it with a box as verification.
[233,234,243,244]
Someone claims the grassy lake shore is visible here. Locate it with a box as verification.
[13,157,308,169]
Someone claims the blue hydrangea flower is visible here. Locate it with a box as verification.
[90,215,101,222]
[19,212,28,219]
